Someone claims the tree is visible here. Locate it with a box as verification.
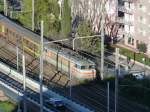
[61,0,71,38]
[137,43,147,53]
[0,0,3,13]
[18,0,61,37]
[77,21,101,54]
[35,0,60,37]
[18,0,32,28]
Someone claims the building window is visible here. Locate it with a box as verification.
[139,4,146,12]
[128,37,134,45]
[139,4,143,8]
[139,16,146,24]
[128,37,131,44]
[140,16,143,21]
[132,38,134,45]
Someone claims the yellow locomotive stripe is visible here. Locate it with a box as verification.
[23,46,40,57]
[23,37,40,46]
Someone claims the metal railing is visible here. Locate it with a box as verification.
[118,6,133,14]
[116,17,133,26]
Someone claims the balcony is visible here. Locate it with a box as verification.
[118,31,133,38]
[125,32,133,37]
[121,0,135,3]
[118,6,133,14]
[116,17,133,26]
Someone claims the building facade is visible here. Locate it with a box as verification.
[70,0,150,55]
[123,0,150,55]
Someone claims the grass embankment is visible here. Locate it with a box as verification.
[120,48,150,66]
[0,101,16,112]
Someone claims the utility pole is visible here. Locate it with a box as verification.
[40,20,44,112]
[69,60,72,97]
[4,0,7,16]
[16,37,19,72]
[115,0,119,111]
[100,0,105,80]
[22,54,27,112]
[107,82,110,112]
[16,45,19,71]
[115,48,119,112]
[32,0,35,31]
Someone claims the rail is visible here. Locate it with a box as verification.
[0,61,94,112]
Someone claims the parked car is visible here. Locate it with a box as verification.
[45,98,64,107]
[132,72,145,80]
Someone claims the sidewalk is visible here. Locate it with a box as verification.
[111,42,150,75]
[115,41,139,53]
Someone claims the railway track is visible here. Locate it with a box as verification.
[0,71,72,112]
[0,39,149,112]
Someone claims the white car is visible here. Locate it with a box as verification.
[132,72,145,80]
[45,98,64,107]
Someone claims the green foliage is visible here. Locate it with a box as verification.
[77,21,93,37]
[18,0,32,28]
[0,101,16,112]
[137,42,147,53]
[35,0,60,37]
[18,0,61,37]
[61,0,71,37]
[120,48,150,66]
[77,21,101,54]
[0,0,3,12]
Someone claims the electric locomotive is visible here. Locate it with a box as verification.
[0,14,96,80]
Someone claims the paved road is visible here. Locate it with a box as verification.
[106,54,150,76]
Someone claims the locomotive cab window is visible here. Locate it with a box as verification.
[89,65,95,69]
[81,66,89,69]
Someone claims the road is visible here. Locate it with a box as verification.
[106,53,150,76]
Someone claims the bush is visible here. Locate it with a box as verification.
[137,43,147,53]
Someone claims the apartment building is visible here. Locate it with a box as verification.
[119,0,150,55]
[70,0,150,55]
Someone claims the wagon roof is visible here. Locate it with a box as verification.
[0,14,43,43]
[0,14,95,66]
[46,47,95,66]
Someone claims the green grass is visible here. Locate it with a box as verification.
[0,101,16,112]
[120,48,150,66]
